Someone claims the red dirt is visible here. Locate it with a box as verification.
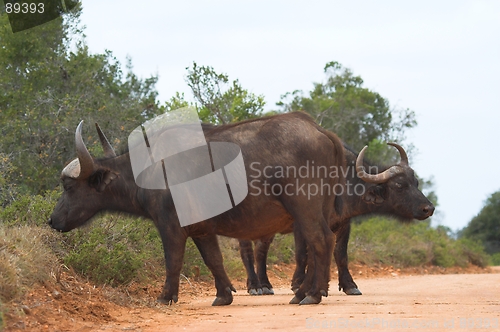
[3,265,499,331]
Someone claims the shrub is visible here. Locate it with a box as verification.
[267,234,295,265]
[182,238,212,279]
[349,217,489,268]
[62,214,164,286]
[220,238,246,280]
[490,253,500,266]
[0,189,60,227]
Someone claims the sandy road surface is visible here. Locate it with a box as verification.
[91,273,500,332]
[6,268,499,331]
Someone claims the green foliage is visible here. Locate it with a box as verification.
[266,234,295,265]
[460,191,500,255]
[181,237,247,281]
[62,214,164,286]
[182,238,211,279]
[277,61,416,155]
[218,237,246,280]
[0,153,17,207]
[349,217,489,268]
[0,9,160,195]
[490,253,500,266]
[186,62,265,124]
[0,190,60,226]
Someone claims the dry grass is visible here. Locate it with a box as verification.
[0,224,59,303]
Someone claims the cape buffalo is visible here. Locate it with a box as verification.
[238,143,435,302]
[49,112,345,305]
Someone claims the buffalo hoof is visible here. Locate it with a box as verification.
[157,294,178,305]
[344,288,362,295]
[291,288,299,294]
[212,296,233,306]
[289,295,302,304]
[248,288,263,295]
[299,295,322,305]
[212,286,235,306]
[261,287,274,295]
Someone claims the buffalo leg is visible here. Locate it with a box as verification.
[289,228,317,304]
[254,235,275,295]
[156,221,187,305]
[239,239,262,295]
[290,230,307,294]
[334,221,361,295]
[193,235,236,306]
[284,200,334,305]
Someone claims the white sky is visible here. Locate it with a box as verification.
[79,0,500,232]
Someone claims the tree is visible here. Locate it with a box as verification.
[185,62,265,124]
[0,6,160,194]
[460,191,500,255]
[277,61,416,165]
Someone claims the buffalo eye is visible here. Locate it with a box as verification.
[62,179,74,191]
[395,182,403,189]
[88,171,103,188]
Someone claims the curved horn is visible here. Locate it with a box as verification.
[356,145,405,184]
[95,123,116,158]
[75,120,95,179]
[387,142,408,166]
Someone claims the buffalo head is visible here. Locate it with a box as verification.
[48,121,119,232]
[355,143,435,221]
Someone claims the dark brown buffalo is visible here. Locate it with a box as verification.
[238,143,435,302]
[49,112,345,306]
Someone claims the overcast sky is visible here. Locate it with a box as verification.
[78,0,500,232]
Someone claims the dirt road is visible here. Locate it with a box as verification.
[98,273,499,332]
[6,268,499,332]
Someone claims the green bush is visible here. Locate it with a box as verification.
[62,214,164,286]
[0,190,60,227]
[217,237,246,280]
[267,234,295,265]
[349,217,490,268]
[490,253,500,266]
[182,238,212,279]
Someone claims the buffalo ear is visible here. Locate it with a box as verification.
[89,170,118,192]
[98,171,118,192]
[362,185,385,204]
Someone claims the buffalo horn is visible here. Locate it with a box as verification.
[387,142,408,166]
[95,123,116,158]
[74,120,95,179]
[356,143,407,184]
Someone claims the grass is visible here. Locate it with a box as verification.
[0,224,59,303]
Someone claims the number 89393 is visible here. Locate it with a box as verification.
[5,2,44,14]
